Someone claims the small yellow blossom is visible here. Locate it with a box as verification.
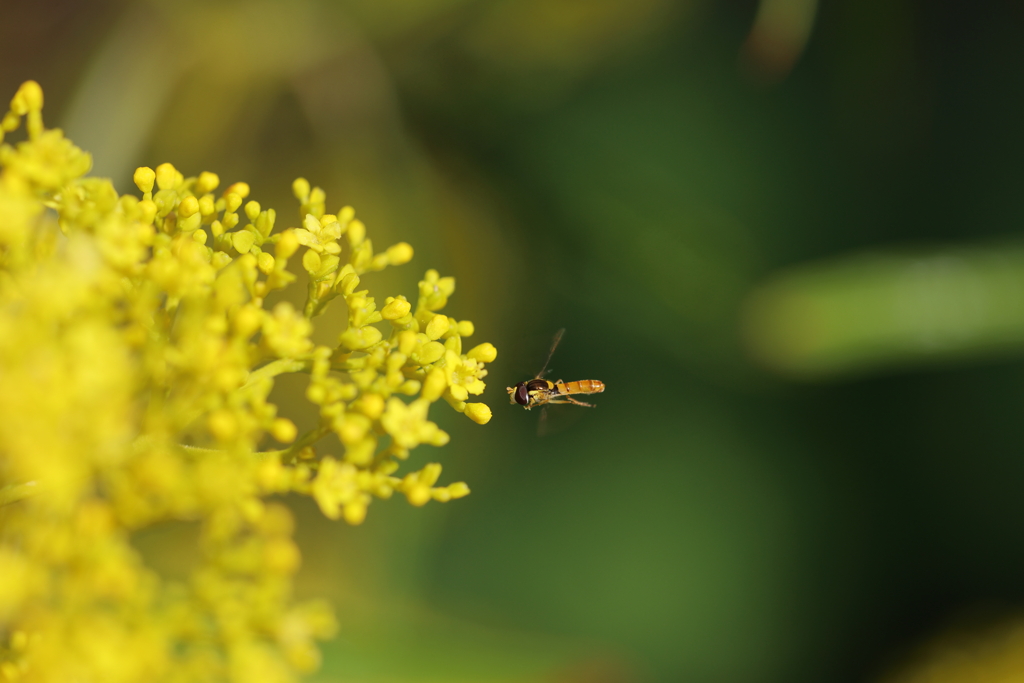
[0,82,497,683]
[380,398,450,449]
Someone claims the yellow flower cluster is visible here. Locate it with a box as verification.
[0,81,495,682]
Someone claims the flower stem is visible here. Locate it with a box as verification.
[0,481,39,507]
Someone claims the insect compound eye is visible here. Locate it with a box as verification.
[514,383,530,406]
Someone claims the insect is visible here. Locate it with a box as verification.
[507,329,605,411]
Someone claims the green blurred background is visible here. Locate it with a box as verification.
[5,0,1024,681]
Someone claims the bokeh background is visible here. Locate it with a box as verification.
[5,1,1024,681]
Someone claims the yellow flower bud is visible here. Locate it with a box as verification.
[339,325,382,351]
[224,193,243,213]
[292,177,311,201]
[412,341,445,365]
[178,195,199,217]
[448,482,471,498]
[381,296,412,320]
[337,271,360,295]
[444,333,462,355]
[195,171,220,194]
[419,463,442,487]
[464,403,492,425]
[404,484,431,507]
[398,379,421,395]
[466,343,497,363]
[367,395,389,420]
[133,166,156,194]
[244,200,261,221]
[344,437,375,465]
[257,251,275,274]
[0,111,18,133]
[155,162,179,190]
[275,229,300,259]
[270,418,297,443]
[306,384,327,404]
[397,330,417,356]
[386,242,414,265]
[343,500,367,525]
[224,181,250,199]
[337,415,370,445]
[421,368,448,402]
[11,80,43,114]
[137,198,157,224]
[308,186,326,208]
[198,194,216,216]
[347,219,366,246]
[425,314,450,341]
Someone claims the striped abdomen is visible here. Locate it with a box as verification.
[553,379,605,396]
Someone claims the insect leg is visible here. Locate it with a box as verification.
[544,396,595,408]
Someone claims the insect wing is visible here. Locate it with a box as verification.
[535,401,587,436]
[535,328,565,379]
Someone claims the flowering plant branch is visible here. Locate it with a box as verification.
[0,81,496,682]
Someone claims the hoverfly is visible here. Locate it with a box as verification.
[507,329,605,411]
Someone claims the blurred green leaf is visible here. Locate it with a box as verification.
[744,244,1024,378]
